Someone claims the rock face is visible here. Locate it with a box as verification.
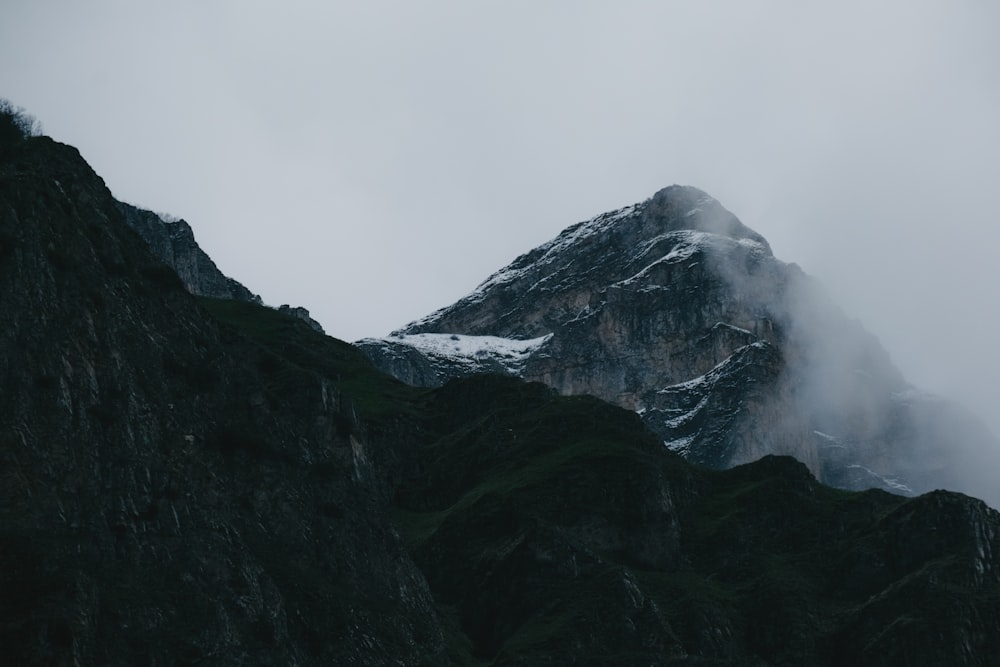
[359,186,1000,507]
[0,136,443,665]
[117,200,263,304]
[277,303,325,334]
[6,125,1000,665]
[118,202,327,334]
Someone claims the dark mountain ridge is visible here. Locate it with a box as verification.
[0,134,446,664]
[359,186,1000,508]
[116,200,326,334]
[3,124,1000,664]
[116,201,263,305]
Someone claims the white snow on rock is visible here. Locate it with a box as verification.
[404,205,640,331]
[737,237,768,254]
[614,231,713,288]
[653,339,767,400]
[613,231,768,290]
[661,395,710,429]
[663,434,696,454]
[657,369,710,394]
[381,332,552,373]
[475,204,639,294]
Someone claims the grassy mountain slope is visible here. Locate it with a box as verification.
[2,131,1000,665]
[214,299,1000,666]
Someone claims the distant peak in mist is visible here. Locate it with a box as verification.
[644,185,773,253]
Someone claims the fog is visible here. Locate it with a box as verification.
[2,2,999,434]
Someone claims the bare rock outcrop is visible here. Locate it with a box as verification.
[117,201,262,304]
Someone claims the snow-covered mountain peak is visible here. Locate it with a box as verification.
[644,185,773,252]
[399,186,775,337]
[469,202,640,298]
[361,185,1000,508]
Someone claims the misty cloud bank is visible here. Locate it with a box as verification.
[698,199,1000,508]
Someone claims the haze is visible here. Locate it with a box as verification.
[2,2,998,433]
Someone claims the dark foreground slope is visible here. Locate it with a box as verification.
[0,135,444,665]
[392,376,1000,666]
[2,133,1000,665]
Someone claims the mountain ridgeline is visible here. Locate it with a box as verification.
[3,127,1000,665]
[359,186,1000,508]
[116,202,326,334]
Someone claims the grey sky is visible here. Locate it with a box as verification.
[3,2,999,430]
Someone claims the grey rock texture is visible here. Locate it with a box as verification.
[278,303,325,334]
[361,186,1000,507]
[357,332,549,388]
[117,200,262,304]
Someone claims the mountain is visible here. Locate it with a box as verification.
[4,119,1000,664]
[117,201,325,333]
[117,201,263,304]
[358,186,1000,507]
[0,132,446,664]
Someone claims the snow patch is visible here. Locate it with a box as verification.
[614,230,763,289]
[658,371,709,394]
[474,204,638,295]
[663,434,696,454]
[402,204,640,331]
[384,332,552,373]
[655,341,770,399]
[661,395,710,429]
[712,322,753,336]
[737,237,767,254]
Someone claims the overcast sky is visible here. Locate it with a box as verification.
[3,2,999,430]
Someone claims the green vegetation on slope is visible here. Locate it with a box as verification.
[198,297,422,419]
[202,297,1000,666]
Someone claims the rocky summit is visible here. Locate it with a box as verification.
[4,109,1000,665]
[359,186,1000,508]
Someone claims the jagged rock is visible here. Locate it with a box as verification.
[278,304,325,334]
[117,201,262,304]
[359,185,1000,507]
